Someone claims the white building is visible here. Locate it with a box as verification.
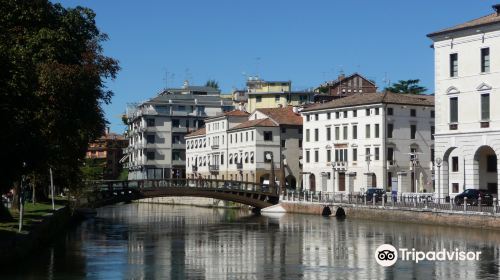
[185,107,303,189]
[428,4,500,198]
[301,92,434,194]
[123,82,233,180]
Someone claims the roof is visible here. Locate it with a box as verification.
[319,72,376,88]
[185,127,206,138]
[256,106,303,126]
[428,8,500,37]
[247,91,312,95]
[229,118,278,131]
[205,109,250,121]
[302,92,434,112]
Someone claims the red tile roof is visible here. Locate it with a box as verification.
[185,127,206,138]
[229,118,277,131]
[256,106,303,126]
[428,10,500,37]
[302,92,434,112]
[207,109,249,120]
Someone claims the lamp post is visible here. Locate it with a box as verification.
[435,157,442,203]
[265,152,276,194]
[409,153,420,193]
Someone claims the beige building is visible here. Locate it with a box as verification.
[186,107,303,189]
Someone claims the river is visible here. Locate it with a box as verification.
[6,203,500,279]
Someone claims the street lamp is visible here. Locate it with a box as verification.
[435,157,442,203]
[409,153,420,193]
[265,152,276,194]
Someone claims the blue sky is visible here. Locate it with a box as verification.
[55,0,499,133]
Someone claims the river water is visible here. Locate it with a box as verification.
[7,203,500,279]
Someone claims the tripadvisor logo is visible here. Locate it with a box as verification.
[375,244,482,267]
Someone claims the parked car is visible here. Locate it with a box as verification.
[454,189,494,206]
[364,188,387,202]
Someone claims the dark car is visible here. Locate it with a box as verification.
[454,189,494,206]
[365,188,387,202]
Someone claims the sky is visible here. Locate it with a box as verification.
[54,0,499,133]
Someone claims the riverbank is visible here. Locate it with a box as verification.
[0,204,71,264]
[275,201,500,230]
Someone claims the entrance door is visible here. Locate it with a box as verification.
[309,174,316,192]
[372,174,377,188]
[321,175,327,192]
[339,172,346,191]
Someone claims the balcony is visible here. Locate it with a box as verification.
[387,160,396,169]
[172,143,185,149]
[192,166,198,172]
[332,161,347,171]
[172,127,188,133]
[236,162,243,170]
[209,165,219,172]
[449,123,458,130]
[211,144,219,150]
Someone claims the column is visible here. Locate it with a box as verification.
[397,171,407,194]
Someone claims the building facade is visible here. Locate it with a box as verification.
[185,107,303,189]
[124,82,233,180]
[315,73,377,102]
[86,129,128,180]
[301,92,434,194]
[428,4,500,198]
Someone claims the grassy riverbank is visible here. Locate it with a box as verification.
[0,201,65,234]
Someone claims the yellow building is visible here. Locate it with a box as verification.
[247,91,313,112]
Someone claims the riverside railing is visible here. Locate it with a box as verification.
[281,191,500,215]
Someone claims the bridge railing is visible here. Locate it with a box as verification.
[84,179,278,196]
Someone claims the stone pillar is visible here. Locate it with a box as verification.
[334,170,340,192]
[397,171,407,193]
[464,155,478,190]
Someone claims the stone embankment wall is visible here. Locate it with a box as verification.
[136,196,244,208]
[280,202,500,230]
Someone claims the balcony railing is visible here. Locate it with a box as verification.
[192,166,198,172]
[236,163,243,170]
[211,144,219,150]
[387,160,396,168]
[209,165,220,172]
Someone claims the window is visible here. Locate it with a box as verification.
[487,155,497,172]
[365,124,370,138]
[452,183,459,193]
[146,134,155,144]
[306,150,310,163]
[314,129,319,141]
[431,126,435,140]
[264,131,273,141]
[252,131,254,141]
[387,107,393,116]
[336,112,340,119]
[230,134,232,144]
[281,140,286,148]
[450,97,458,123]
[387,147,394,161]
[327,150,331,162]
[410,125,416,139]
[299,139,302,148]
[481,94,490,121]
[256,95,262,102]
[306,115,310,122]
[221,154,224,165]
[352,125,357,139]
[365,147,371,161]
[281,127,286,133]
[352,148,357,161]
[353,110,357,117]
[178,105,185,112]
[366,108,370,116]
[450,53,458,77]
[275,95,280,101]
[146,152,155,160]
[431,110,435,118]
[327,112,331,119]
[335,127,340,140]
[306,129,310,142]
[343,126,348,140]
[452,156,459,172]
[375,147,380,160]
[343,111,348,118]
[315,114,318,121]
[375,108,379,115]
[410,109,416,117]
[314,150,319,162]
[298,128,302,134]
[481,48,490,73]
[147,119,155,127]
[375,124,380,138]
[387,124,394,138]
[326,127,331,141]
[172,119,180,127]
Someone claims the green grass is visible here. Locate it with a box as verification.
[0,201,64,234]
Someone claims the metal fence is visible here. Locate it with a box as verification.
[281,191,500,215]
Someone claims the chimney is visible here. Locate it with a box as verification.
[292,106,299,114]
[494,4,500,15]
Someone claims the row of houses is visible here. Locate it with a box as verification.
[122,4,500,198]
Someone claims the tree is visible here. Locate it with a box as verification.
[0,0,119,219]
[385,79,427,94]
[205,79,219,90]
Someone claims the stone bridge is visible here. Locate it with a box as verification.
[84,179,280,209]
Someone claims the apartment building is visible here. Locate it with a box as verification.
[185,107,303,189]
[123,82,233,180]
[86,129,128,180]
[428,4,500,198]
[301,92,434,194]
[314,72,377,102]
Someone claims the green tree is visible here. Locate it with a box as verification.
[0,0,119,219]
[385,79,427,94]
[205,79,219,90]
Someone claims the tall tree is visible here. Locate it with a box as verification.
[385,79,427,94]
[0,0,119,219]
[205,79,219,90]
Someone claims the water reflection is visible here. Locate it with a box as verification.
[8,203,500,279]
